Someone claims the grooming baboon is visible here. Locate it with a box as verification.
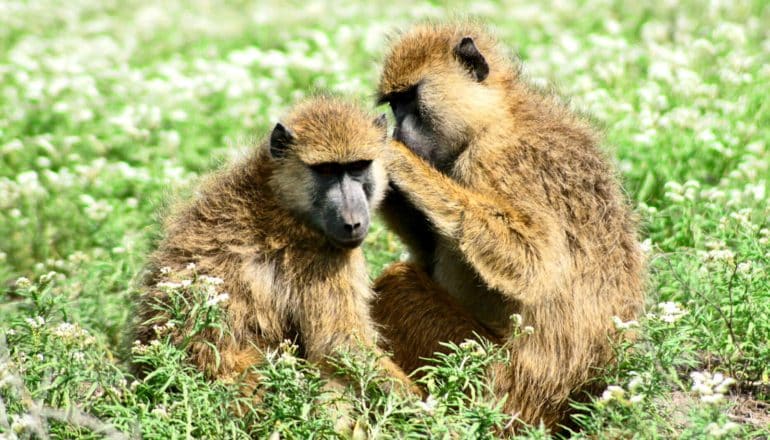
[371,24,645,430]
[134,96,416,397]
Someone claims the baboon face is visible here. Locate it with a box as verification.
[268,112,387,249]
[379,30,502,170]
[305,157,375,248]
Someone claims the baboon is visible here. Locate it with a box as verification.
[371,24,645,430]
[134,96,416,398]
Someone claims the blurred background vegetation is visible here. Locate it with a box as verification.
[1,0,768,438]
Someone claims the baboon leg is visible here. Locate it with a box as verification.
[376,355,426,397]
[489,297,612,431]
[197,344,266,416]
[371,262,500,374]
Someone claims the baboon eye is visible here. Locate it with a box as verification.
[382,85,418,109]
[345,160,372,175]
[310,162,341,176]
[395,85,418,105]
[310,160,371,177]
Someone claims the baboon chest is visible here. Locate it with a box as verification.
[433,239,514,336]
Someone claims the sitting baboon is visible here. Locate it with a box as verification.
[371,24,645,430]
[134,96,416,398]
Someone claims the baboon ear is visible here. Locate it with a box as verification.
[373,113,388,139]
[269,123,293,158]
[453,37,489,82]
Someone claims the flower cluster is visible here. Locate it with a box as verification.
[52,322,96,345]
[599,371,648,406]
[690,371,735,404]
[648,302,688,324]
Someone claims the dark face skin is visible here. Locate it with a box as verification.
[380,37,490,170]
[269,122,376,249]
[306,160,375,249]
[386,85,439,164]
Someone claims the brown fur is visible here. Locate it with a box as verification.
[372,23,646,430]
[133,96,415,398]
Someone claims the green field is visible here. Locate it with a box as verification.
[1,0,769,438]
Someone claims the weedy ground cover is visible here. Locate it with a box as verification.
[1,0,769,438]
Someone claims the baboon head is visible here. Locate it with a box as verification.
[377,24,511,170]
[268,97,388,249]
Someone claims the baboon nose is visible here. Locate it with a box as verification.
[343,222,362,234]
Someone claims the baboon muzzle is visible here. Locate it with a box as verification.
[326,174,370,249]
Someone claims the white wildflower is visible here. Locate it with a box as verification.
[35,156,52,168]
[657,302,687,323]
[664,192,685,203]
[157,281,183,290]
[80,194,113,221]
[15,277,32,289]
[278,351,297,366]
[199,275,224,285]
[691,371,735,404]
[186,262,197,271]
[760,229,769,245]
[509,313,523,328]
[736,261,752,275]
[39,271,58,283]
[703,249,735,264]
[704,240,726,250]
[600,385,625,402]
[417,394,438,414]
[706,421,739,438]
[663,181,683,193]
[159,266,173,275]
[131,340,149,355]
[53,322,96,344]
[700,394,724,404]
[25,316,45,328]
[523,326,535,335]
[627,374,645,392]
[459,338,486,356]
[170,109,188,121]
[612,316,639,330]
[205,292,230,307]
[151,405,169,418]
[2,139,24,154]
[159,130,181,149]
[152,321,176,336]
[16,171,46,198]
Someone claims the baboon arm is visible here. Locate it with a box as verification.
[385,140,567,301]
[378,183,436,265]
[298,290,420,396]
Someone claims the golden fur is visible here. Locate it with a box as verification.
[372,23,646,430]
[134,96,414,397]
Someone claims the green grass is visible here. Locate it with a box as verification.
[1,0,769,438]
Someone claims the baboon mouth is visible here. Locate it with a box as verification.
[329,236,366,249]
